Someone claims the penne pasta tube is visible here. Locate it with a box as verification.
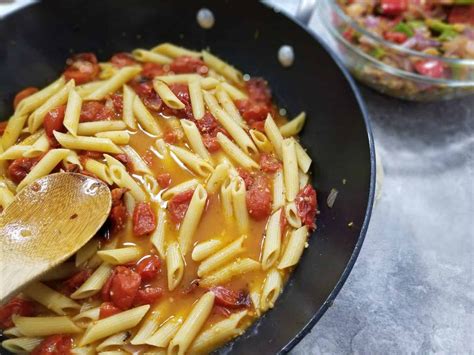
[264,114,284,158]
[133,95,163,136]
[168,291,215,355]
[188,310,248,354]
[295,140,312,173]
[219,82,247,101]
[121,145,153,175]
[23,282,80,315]
[63,89,83,136]
[54,132,122,154]
[200,77,220,90]
[76,81,103,98]
[132,49,173,64]
[282,138,299,201]
[188,78,205,119]
[166,242,185,291]
[299,170,309,189]
[205,162,229,194]
[86,66,141,100]
[180,119,211,162]
[0,185,15,209]
[279,112,306,138]
[2,327,23,337]
[169,145,213,177]
[161,178,198,200]
[76,120,127,136]
[151,43,200,58]
[75,239,100,267]
[285,202,302,228]
[17,149,69,191]
[278,226,308,269]
[151,207,167,259]
[216,133,258,169]
[108,165,146,201]
[216,86,246,128]
[1,337,43,353]
[13,316,81,337]
[178,185,208,255]
[16,76,65,116]
[71,263,112,299]
[272,170,285,211]
[249,129,273,153]
[96,331,129,351]
[0,145,32,160]
[97,246,142,265]
[95,131,130,145]
[261,209,282,270]
[199,258,260,287]
[122,84,137,129]
[79,305,150,346]
[146,317,181,348]
[204,92,257,155]
[155,74,200,85]
[2,113,29,150]
[18,129,44,146]
[231,176,249,234]
[260,269,283,311]
[72,306,101,327]
[23,134,49,158]
[29,79,75,132]
[130,305,168,345]
[153,80,185,110]
[191,239,223,262]
[220,177,234,222]
[84,159,113,184]
[202,51,243,84]
[99,63,118,80]
[197,236,244,277]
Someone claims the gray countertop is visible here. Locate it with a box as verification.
[264,2,474,354]
[1,1,472,354]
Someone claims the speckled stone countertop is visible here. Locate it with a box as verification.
[264,1,473,354]
[1,1,472,354]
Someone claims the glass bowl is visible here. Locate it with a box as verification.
[320,0,474,101]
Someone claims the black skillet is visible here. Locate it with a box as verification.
[0,0,376,353]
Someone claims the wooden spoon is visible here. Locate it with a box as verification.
[0,173,111,303]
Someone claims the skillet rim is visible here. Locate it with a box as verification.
[0,2,376,353]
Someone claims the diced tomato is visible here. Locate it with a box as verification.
[195,112,218,134]
[211,286,250,309]
[43,105,67,147]
[110,52,137,68]
[135,255,161,281]
[110,92,123,115]
[246,78,271,104]
[414,59,445,79]
[64,163,80,173]
[259,153,281,173]
[8,156,41,184]
[61,270,91,295]
[295,184,317,230]
[81,150,103,160]
[212,305,232,317]
[99,302,121,319]
[79,101,114,122]
[448,6,474,25]
[108,266,141,310]
[133,202,156,236]
[141,62,166,78]
[142,150,154,166]
[237,168,255,189]
[202,134,220,152]
[0,298,35,329]
[133,287,163,306]
[235,99,270,125]
[108,203,128,233]
[156,173,172,188]
[114,153,130,168]
[170,56,208,75]
[160,84,193,119]
[128,78,162,112]
[164,130,178,144]
[31,335,73,355]
[111,187,128,206]
[383,31,407,43]
[13,87,38,109]
[246,174,272,220]
[64,53,100,85]
[249,120,265,132]
[167,189,195,223]
[101,270,115,302]
[379,0,407,16]
[0,121,7,135]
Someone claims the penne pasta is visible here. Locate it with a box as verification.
[2,113,29,150]
[153,80,185,110]
[84,159,113,184]
[13,316,81,337]
[23,134,50,158]
[16,76,66,116]
[261,209,282,271]
[0,145,31,160]
[97,246,142,265]
[132,48,173,64]
[86,66,141,100]
[200,76,220,90]
[264,114,284,158]
[219,81,247,101]
[0,184,15,209]
[272,169,285,211]
[278,226,308,269]
[122,84,137,129]
[191,239,223,262]
[151,43,200,58]
[76,120,127,136]
[121,145,153,175]
[178,185,208,255]
[71,263,112,299]
[76,81,103,98]
[169,145,213,177]
[285,202,302,228]
[199,258,260,287]
[161,178,198,200]
[75,239,100,267]
[166,242,185,291]
[155,74,200,85]
[279,111,306,138]
[146,317,181,348]
[96,331,129,351]
[1,337,43,353]
[63,89,83,136]
[249,129,273,153]
[231,176,249,234]
[282,138,299,201]
[133,95,163,136]
[188,78,205,119]
[130,306,167,345]
[151,207,167,259]
[23,282,80,315]
[197,236,244,277]
[54,132,122,154]
[216,85,247,128]
[95,130,130,145]
[202,51,243,84]
[220,177,234,222]
[260,269,283,311]
[216,133,258,169]
[205,162,229,194]
[108,164,146,201]
[180,119,211,162]
[295,139,312,173]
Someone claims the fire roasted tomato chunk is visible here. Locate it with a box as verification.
[170,56,208,75]
[8,156,42,184]
[168,189,195,223]
[0,298,35,329]
[31,335,73,355]
[61,270,91,295]
[43,105,67,147]
[110,52,137,68]
[80,101,114,122]
[13,87,38,109]
[105,266,142,310]
[64,52,100,85]
[246,174,272,220]
[133,202,157,236]
[141,62,166,78]
[259,153,281,173]
[156,173,172,188]
[211,286,250,309]
[246,78,272,104]
[133,287,163,306]
[99,302,121,319]
[295,184,317,230]
[135,255,161,281]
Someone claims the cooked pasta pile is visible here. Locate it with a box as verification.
[0,43,318,355]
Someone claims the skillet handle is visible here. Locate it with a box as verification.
[295,0,318,25]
